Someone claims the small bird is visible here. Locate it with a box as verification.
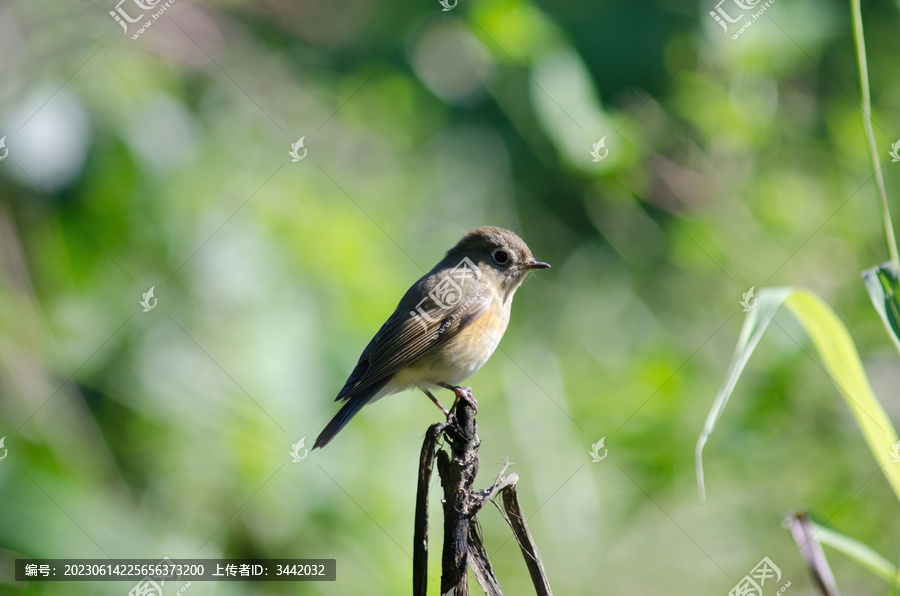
[313,226,549,449]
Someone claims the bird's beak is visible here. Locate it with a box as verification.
[524,260,551,270]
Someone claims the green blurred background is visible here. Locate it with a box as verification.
[1,0,900,593]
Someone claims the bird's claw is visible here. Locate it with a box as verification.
[453,386,477,413]
[436,382,478,414]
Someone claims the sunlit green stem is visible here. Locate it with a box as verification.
[851,0,900,272]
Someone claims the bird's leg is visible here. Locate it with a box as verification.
[422,388,451,419]
[438,383,478,413]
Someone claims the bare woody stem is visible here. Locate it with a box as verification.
[436,402,480,595]
[500,483,553,596]
[851,0,900,271]
[413,422,446,596]
[413,398,553,595]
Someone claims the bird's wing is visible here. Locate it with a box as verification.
[335,274,492,402]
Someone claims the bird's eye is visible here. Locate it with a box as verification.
[492,249,509,264]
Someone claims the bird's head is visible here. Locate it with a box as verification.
[442,226,549,300]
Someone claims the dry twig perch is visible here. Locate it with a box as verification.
[412,398,553,595]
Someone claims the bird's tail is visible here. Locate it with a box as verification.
[313,379,389,449]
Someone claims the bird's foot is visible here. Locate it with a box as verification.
[456,386,477,411]
[434,383,478,415]
[438,383,477,413]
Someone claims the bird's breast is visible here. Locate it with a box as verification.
[420,297,510,386]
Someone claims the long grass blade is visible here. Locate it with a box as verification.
[696,288,792,501]
[696,288,900,502]
[851,0,900,271]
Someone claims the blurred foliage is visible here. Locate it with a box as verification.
[1,0,900,594]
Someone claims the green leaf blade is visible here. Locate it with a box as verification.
[862,261,900,354]
[696,287,900,502]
